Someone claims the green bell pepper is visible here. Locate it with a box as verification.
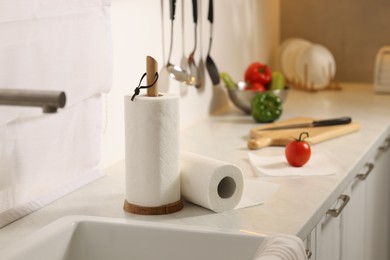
[251,92,282,123]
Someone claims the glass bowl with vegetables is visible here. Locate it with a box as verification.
[221,62,289,120]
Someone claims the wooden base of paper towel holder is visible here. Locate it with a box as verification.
[123,198,183,215]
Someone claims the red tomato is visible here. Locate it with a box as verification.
[244,62,272,86]
[285,132,311,167]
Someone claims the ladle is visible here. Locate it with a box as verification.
[166,0,196,85]
[205,0,220,85]
[187,0,200,88]
[179,0,188,72]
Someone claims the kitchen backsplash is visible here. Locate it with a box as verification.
[281,0,390,83]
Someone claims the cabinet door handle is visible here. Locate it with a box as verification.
[327,194,350,217]
[356,162,375,181]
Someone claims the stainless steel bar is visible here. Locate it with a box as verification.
[0,89,66,113]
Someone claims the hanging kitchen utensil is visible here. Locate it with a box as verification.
[206,0,220,85]
[158,0,170,93]
[166,0,196,85]
[187,0,200,88]
[179,0,190,95]
[197,0,206,89]
[179,0,188,72]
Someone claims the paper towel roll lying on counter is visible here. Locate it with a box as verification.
[180,152,244,212]
[124,94,181,212]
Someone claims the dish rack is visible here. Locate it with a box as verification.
[286,63,341,92]
[374,46,390,93]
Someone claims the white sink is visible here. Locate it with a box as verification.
[0,216,265,260]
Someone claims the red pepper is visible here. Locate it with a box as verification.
[245,82,266,92]
[244,62,272,86]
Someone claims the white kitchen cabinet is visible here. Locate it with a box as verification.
[364,137,390,260]
[315,136,390,260]
[315,194,346,260]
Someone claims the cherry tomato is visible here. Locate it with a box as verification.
[285,132,311,167]
[244,62,272,86]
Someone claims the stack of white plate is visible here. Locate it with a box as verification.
[278,38,336,90]
[374,46,390,93]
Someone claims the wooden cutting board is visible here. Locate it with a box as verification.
[248,117,360,150]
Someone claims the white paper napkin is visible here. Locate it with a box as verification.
[235,178,280,209]
[248,152,342,177]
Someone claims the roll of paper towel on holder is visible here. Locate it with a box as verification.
[180,152,244,213]
[124,93,183,214]
[123,56,183,215]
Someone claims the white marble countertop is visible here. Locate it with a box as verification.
[1,83,390,249]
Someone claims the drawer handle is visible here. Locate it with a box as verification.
[379,138,390,153]
[327,194,350,217]
[376,138,390,160]
[306,249,312,259]
[356,162,375,181]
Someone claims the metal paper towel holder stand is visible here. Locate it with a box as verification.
[123,56,184,215]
